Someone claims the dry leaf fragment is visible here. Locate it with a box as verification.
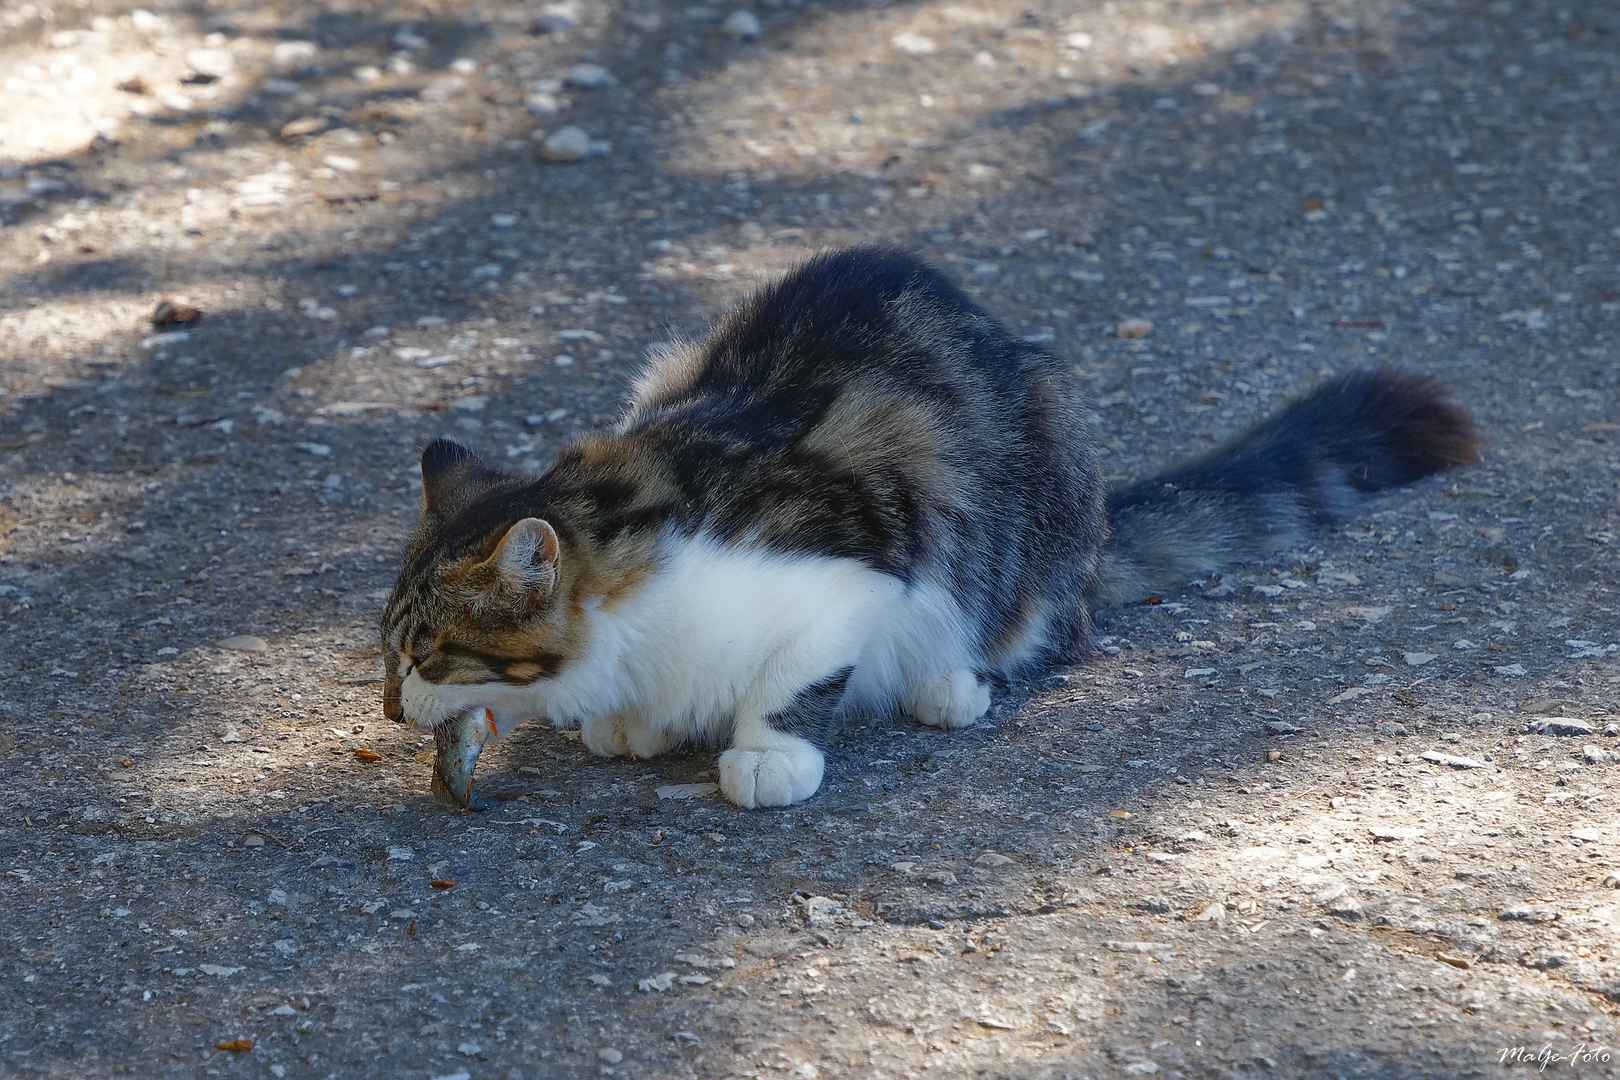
[280,116,331,139]
[216,1038,253,1052]
[354,749,382,762]
[151,300,201,327]
[120,758,132,768]
[430,879,455,889]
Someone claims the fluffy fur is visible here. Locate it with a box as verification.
[381,247,1475,808]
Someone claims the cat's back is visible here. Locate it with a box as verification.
[627,245,1026,419]
[539,246,1100,590]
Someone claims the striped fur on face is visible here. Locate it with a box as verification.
[381,488,581,725]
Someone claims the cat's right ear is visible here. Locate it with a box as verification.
[486,518,561,598]
[420,438,490,517]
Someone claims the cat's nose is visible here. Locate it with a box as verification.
[383,683,404,724]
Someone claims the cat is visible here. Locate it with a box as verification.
[381,246,1476,809]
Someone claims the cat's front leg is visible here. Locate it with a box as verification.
[907,668,991,730]
[718,668,849,809]
[580,712,678,759]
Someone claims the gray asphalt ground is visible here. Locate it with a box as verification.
[1,0,1618,1077]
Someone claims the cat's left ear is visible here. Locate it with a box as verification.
[421,438,496,518]
[486,518,561,597]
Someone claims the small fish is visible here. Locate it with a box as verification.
[432,707,499,812]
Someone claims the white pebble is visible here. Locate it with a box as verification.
[419,75,466,102]
[1064,31,1094,51]
[1117,317,1153,339]
[272,40,318,72]
[722,10,762,39]
[451,396,487,413]
[553,354,575,367]
[540,126,592,161]
[525,92,561,115]
[565,63,615,88]
[294,442,332,457]
[323,154,360,172]
[890,32,937,57]
[184,47,234,78]
[540,1,581,33]
[491,213,518,228]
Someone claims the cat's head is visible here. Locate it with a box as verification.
[381,439,579,727]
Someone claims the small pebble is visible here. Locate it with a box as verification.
[1419,750,1485,770]
[722,10,762,39]
[217,635,268,652]
[184,48,234,78]
[540,1,581,33]
[598,1048,623,1064]
[243,835,265,849]
[891,32,937,56]
[1116,318,1153,339]
[1524,717,1595,736]
[525,92,561,116]
[564,63,614,88]
[419,75,466,102]
[540,126,592,162]
[271,40,318,72]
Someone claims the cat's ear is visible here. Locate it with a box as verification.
[420,438,493,517]
[486,517,560,597]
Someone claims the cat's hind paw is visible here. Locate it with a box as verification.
[580,713,677,759]
[580,713,634,758]
[907,668,990,729]
[719,743,824,809]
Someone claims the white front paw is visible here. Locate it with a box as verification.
[580,713,632,758]
[908,668,990,729]
[719,745,824,809]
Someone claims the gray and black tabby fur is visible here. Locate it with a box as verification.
[383,246,1476,808]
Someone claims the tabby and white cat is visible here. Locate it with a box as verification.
[382,247,1475,808]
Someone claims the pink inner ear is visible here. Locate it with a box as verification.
[535,519,560,566]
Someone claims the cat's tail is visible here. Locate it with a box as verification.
[1086,368,1478,608]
